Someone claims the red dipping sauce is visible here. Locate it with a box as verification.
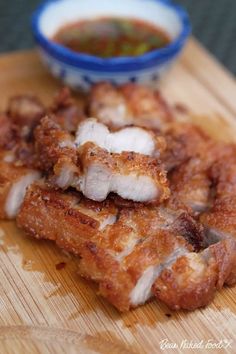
[53,17,171,58]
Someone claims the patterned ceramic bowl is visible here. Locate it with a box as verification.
[32,0,191,90]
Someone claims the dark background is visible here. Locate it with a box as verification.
[0,0,235,75]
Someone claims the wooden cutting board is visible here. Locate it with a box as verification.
[0,38,236,354]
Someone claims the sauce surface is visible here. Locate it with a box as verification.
[53,17,171,58]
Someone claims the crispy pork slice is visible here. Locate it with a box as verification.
[88,82,133,128]
[0,95,47,167]
[107,199,205,251]
[200,198,236,286]
[162,123,211,171]
[88,82,172,129]
[200,156,236,244]
[16,181,118,248]
[167,140,236,214]
[17,182,222,311]
[75,118,166,157]
[201,196,236,244]
[7,95,45,139]
[49,87,86,132]
[0,123,37,169]
[0,158,41,219]
[153,237,236,310]
[34,116,77,171]
[169,157,212,214]
[79,231,190,311]
[16,182,187,310]
[59,142,169,204]
[195,154,236,285]
[35,117,169,204]
[0,94,45,220]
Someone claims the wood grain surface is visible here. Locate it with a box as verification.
[0,38,236,354]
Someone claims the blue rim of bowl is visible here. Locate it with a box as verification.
[32,0,191,72]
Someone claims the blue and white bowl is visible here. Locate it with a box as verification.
[32,0,191,90]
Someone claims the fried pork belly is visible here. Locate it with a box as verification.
[162,123,211,171]
[201,194,236,286]
[7,95,45,139]
[0,156,41,219]
[75,118,166,157]
[16,182,185,310]
[88,82,172,129]
[34,116,77,171]
[200,156,236,249]
[0,124,37,168]
[80,231,189,311]
[49,87,85,132]
[16,182,118,248]
[169,142,236,215]
[35,117,169,203]
[18,181,232,312]
[169,157,212,214]
[61,142,169,204]
[153,237,236,310]
[0,94,46,167]
[168,143,236,287]
[0,94,45,219]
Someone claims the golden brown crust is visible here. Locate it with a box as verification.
[34,116,77,171]
[153,254,218,310]
[169,157,212,214]
[17,185,98,254]
[200,154,236,241]
[78,142,170,204]
[2,84,236,313]
[0,156,39,219]
[34,117,170,204]
[7,94,45,138]
[88,82,173,130]
[153,238,236,310]
[200,187,236,291]
[78,241,135,311]
[17,182,210,312]
[162,123,211,171]
[211,238,236,287]
[49,87,86,132]
[79,231,188,312]
[120,83,173,128]
[168,139,236,214]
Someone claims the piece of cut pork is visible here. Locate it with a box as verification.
[0,157,41,219]
[200,155,236,251]
[153,237,236,310]
[75,142,169,203]
[35,117,169,204]
[88,82,173,130]
[34,116,77,171]
[49,87,86,133]
[16,182,189,310]
[17,181,234,312]
[0,94,45,219]
[75,118,166,157]
[52,142,170,204]
[7,94,45,139]
[169,157,212,214]
[168,140,236,214]
[161,122,211,171]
